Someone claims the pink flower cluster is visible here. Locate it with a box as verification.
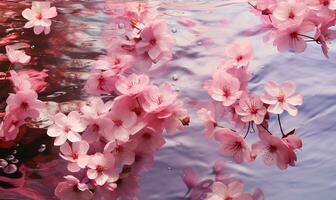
[0,41,47,142]
[199,39,303,170]
[52,2,189,199]
[0,70,46,141]
[103,2,174,71]
[249,0,336,57]
[182,161,264,200]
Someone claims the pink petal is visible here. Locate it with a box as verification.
[67,131,82,143]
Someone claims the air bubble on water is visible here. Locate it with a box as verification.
[197,41,202,46]
[172,74,178,81]
[118,23,125,29]
[12,150,17,154]
[38,144,46,153]
[11,159,19,164]
[0,159,8,168]
[167,166,173,171]
[4,164,17,174]
[171,27,177,33]
[6,155,15,161]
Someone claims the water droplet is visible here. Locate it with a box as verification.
[171,27,177,33]
[6,155,15,161]
[197,41,202,46]
[12,150,17,154]
[0,159,8,168]
[21,31,24,35]
[118,23,124,29]
[167,166,173,171]
[4,164,17,174]
[172,74,178,81]
[31,45,35,49]
[11,159,19,164]
[38,144,46,153]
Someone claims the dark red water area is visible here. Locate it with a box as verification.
[0,1,101,198]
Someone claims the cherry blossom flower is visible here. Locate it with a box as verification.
[80,97,114,143]
[272,1,307,28]
[59,141,90,172]
[105,107,145,142]
[260,80,303,116]
[225,39,253,67]
[22,1,57,35]
[140,83,177,113]
[55,175,93,200]
[9,70,33,92]
[104,141,137,166]
[131,127,165,153]
[182,167,202,190]
[47,111,87,146]
[81,97,113,118]
[272,22,315,53]
[197,108,218,139]
[5,45,31,64]
[283,133,303,150]
[204,73,243,107]
[206,181,253,200]
[87,153,119,186]
[16,69,48,93]
[0,115,25,141]
[162,100,189,134]
[214,128,252,163]
[136,19,174,62]
[6,90,45,120]
[252,126,297,169]
[235,95,267,125]
[84,70,118,95]
[115,73,150,96]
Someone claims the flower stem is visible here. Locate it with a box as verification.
[260,124,272,135]
[277,114,285,137]
[244,122,251,138]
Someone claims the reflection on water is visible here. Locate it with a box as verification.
[0,0,335,199]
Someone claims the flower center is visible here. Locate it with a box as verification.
[262,8,272,15]
[64,126,71,133]
[72,153,78,160]
[98,76,105,88]
[277,95,285,103]
[320,0,330,6]
[114,58,121,65]
[236,55,243,61]
[223,89,231,98]
[268,145,277,153]
[290,31,298,39]
[92,124,100,132]
[250,106,258,115]
[20,102,29,110]
[150,38,156,45]
[37,13,43,20]
[116,145,123,153]
[232,141,242,151]
[113,120,123,127]
[96,165,104,173]
[142,132,152,140]
[288,11,295,19]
